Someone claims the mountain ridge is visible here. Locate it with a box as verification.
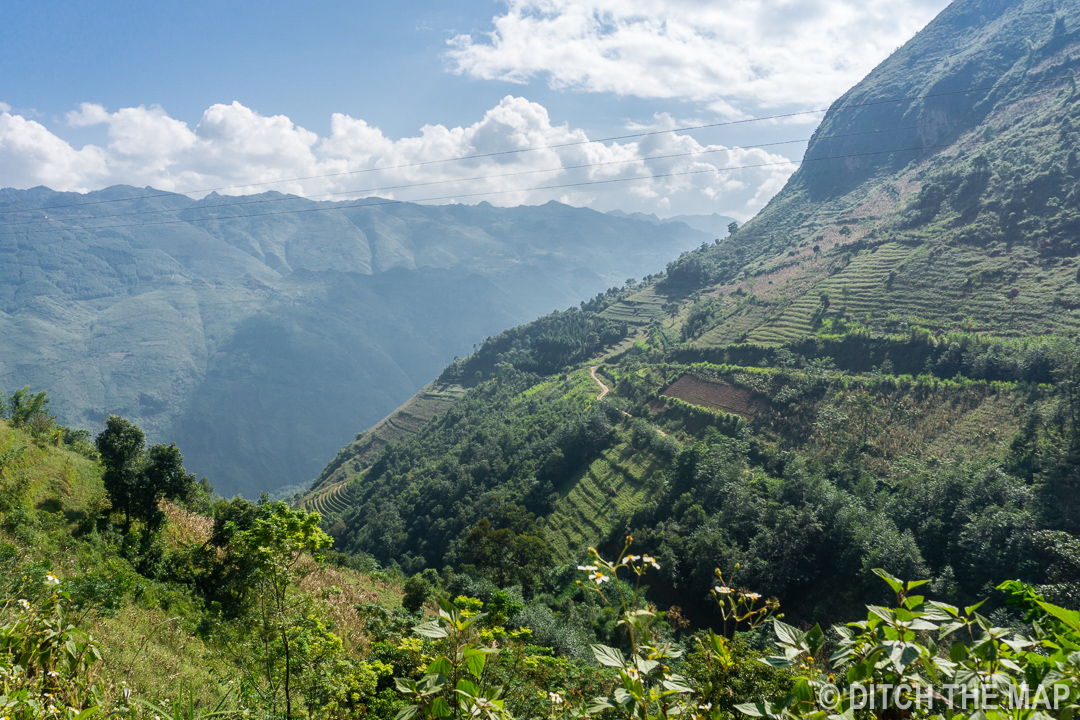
[0,188,711,496]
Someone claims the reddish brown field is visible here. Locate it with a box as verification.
[662,375,767,417]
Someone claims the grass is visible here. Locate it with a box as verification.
[0,419,409,713]
[91,604,226,710]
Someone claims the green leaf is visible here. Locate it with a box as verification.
[393,705,419,720]
[735,703,768,717]
[924,601,959,620]
[939,620,966,639]
[395,678,419,694]
[587,697,618,714]
[591,643,626,668]
[463,647,488,678]
[807,624,825,657]
[1037,601,1080,630]
[903,595,925,610]
[455,678,480,697]
[906,579,930,592]
[430,697,453,718]
[873,568,904,594]
[663,678,694,693]
[413,619,449,639]
[965,599,987,616]
[773,619,805,648]
[426,657,452,675]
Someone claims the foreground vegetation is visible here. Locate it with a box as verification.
[4,406,1080,720]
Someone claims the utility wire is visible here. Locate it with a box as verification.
[0,71,1072,217]
[1,118,978,228]
[0,123,1057,237]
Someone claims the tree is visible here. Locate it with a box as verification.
[727,220,739,235]
[95,416,196,535]
[235,502,332,720]
[5,386,50,428]
[95,416,146,534]
[402,574,433,613]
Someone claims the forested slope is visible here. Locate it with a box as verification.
[308,0,1080,626]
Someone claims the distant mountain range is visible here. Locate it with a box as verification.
[606,210,737,239]
[0,188,712,496]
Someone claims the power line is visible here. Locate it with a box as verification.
[1,71,1072,218]
[0,124,1056,238]
[1,118,978,229]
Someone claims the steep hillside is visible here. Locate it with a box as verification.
[0,190,708,495]
[308,0,1080,624]
[661,0,1080,341]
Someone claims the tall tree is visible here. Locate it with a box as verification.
[95,416,145,534]
[95,416,196,535]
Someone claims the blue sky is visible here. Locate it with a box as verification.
[0,0,949,219]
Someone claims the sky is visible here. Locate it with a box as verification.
[0,0,950,220]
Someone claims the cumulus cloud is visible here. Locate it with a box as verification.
[0,110,108,191]
[446,0,949,114]
[0,97,796,219]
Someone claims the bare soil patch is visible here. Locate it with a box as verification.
[662,375,767,417]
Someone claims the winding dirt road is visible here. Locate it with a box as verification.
[589,365,666,436]
[590,365,610,400]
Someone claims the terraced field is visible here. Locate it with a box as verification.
[747,243,914,344]
[541,442,670,561]
[306,478,356,520]
[304,381,465,497]
[599,286,672,325]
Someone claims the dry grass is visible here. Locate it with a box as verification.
[160,500,214,548]
[297,557,404,654]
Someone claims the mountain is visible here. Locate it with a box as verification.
[606,210,738,239]
[306,0,1080,623]
[0,188,709,496]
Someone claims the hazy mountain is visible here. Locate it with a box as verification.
[606,210,737,239]
[0,188,708,496]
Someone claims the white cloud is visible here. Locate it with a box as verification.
[0,97,796,219]
[0,111,108,191]
[446,0,949,114]
[0,102,11,113]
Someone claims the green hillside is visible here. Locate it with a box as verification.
[0,191,709,496]
[308,0,1080,626]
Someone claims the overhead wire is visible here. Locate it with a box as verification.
[0,71,1072,218]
